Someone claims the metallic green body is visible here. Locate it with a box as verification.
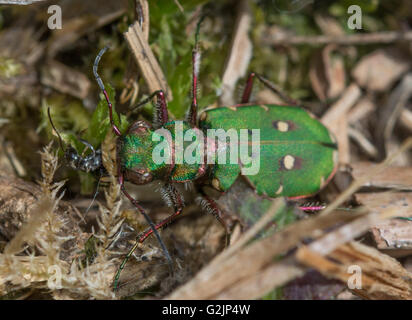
[118,104,337,199]
[117,120,205,184]
[118,130,168,179]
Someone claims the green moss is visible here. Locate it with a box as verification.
[0,57,23,79]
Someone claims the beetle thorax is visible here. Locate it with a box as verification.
[117,120,211,185]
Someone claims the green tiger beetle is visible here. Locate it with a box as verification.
[50,20,338,291]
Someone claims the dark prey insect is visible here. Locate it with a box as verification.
[47,108,103,174]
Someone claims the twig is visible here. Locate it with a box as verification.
[124,22,173,101]
[348,126,379,159]
[400,108,412,132]
[319,137,412,217]
[321,83,361,164]
[166,208,364,299]
[297,242,412,299]
[380,73,412,157]
[219,0,252,106]
[321,83,361,124]
[263,30,412,46]
[0,0,45,4]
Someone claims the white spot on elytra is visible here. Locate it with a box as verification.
[283,155,295,170]
[277,121,289,132]
[275,184,283,195]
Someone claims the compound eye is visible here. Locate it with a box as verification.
[65,147,78,162]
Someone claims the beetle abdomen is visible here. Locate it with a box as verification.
[198,104,338,198]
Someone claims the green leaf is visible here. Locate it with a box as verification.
[84,83,128,147]
[262,287,283,300]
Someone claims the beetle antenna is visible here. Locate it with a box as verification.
[93,46,122,137]
[47,107,65,152]
[194,14,206,46]
[126,90,162,117]
[254,73,299,106]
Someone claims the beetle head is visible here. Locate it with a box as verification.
[118,120,172,185]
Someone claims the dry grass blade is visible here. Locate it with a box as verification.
[307,207,399,256]
[400,109,412,132]
[124,22,173,101]
[213,257,304,300]
[211,198,285,265]
[320,138,412,217]
[167,138,412,299]
[166,206,364,299]
[321,83,361,124]
[356,192,412,251]
[0,0,45,4]
[137,0,150,42]
[41,60,91,100]
[321,83,361,164]
[351,162,412,191]
[348,127,379,159]
[379,73,412,158]
[219,0,252,106]
[296,242,412,300]
[263,30,412,46]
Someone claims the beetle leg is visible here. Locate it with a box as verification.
[114,174,173,291]
[153,90,169,128]
[137,183,185,243]
[241,72,256,103]
[127,90,169,129]
[198,188,230,247]
[298,203,326,212]
[254,73,299,106]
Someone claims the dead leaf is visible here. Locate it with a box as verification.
[352,48,410,92]
[41,60,91,99]
[309,45,346,101]
[355,192,412,250]
[322,83,361,164]
[351,162,412,190]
